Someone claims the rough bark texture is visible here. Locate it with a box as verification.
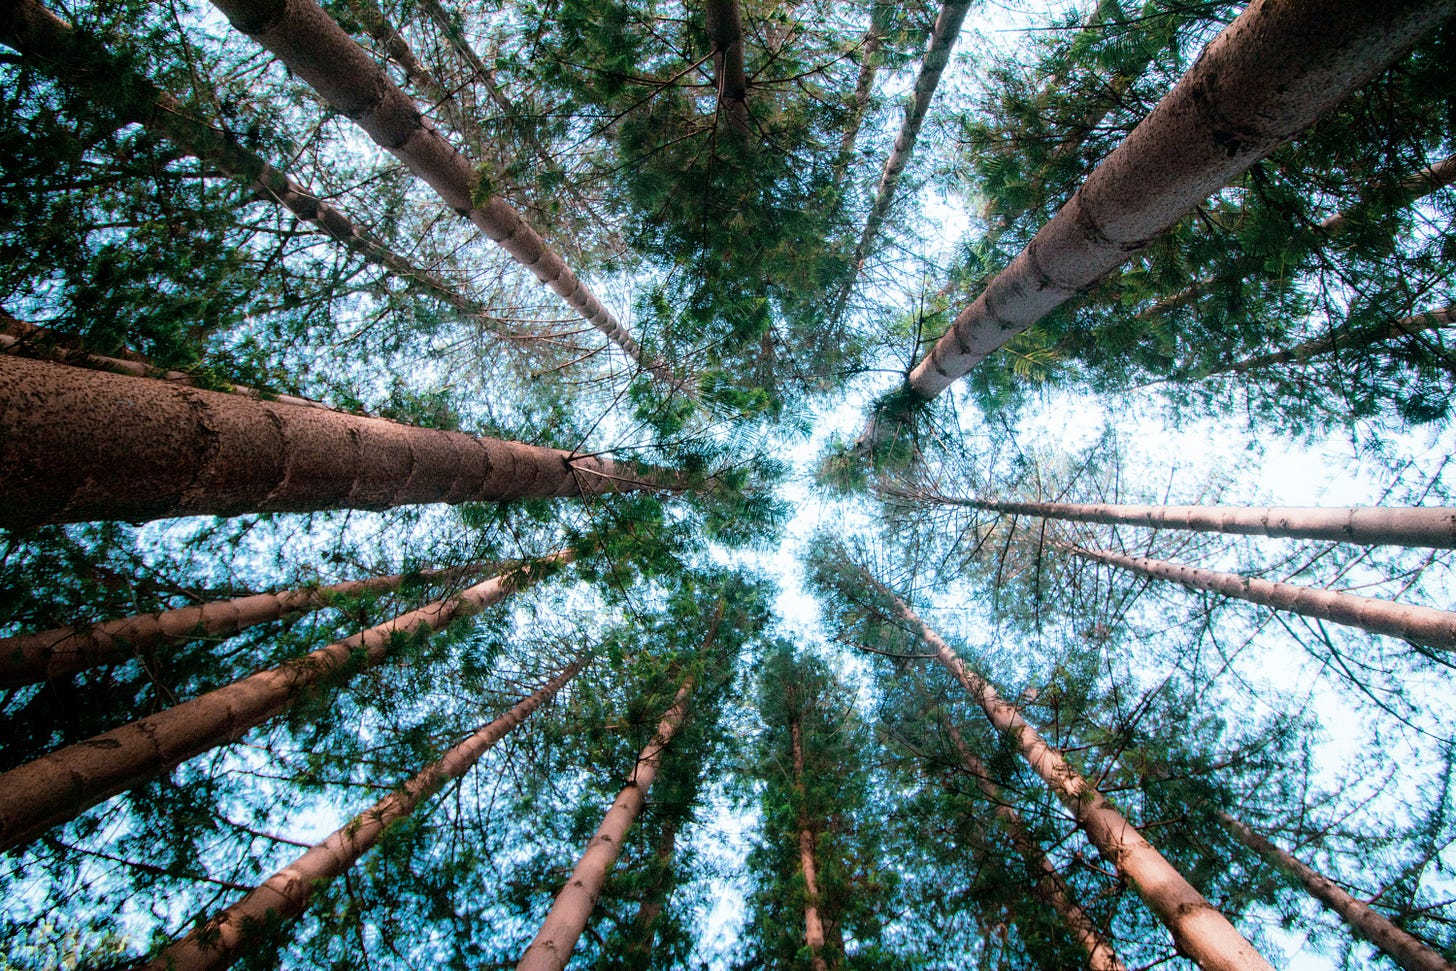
[880,586,1272,971]
[970,497,1456,549]
[906,0,1455,400]
[143,658,585,971]
[704,0,751,136]
[0,0,512,337]
[207,0,663,377]
[945,723,1127,971]
[515,676,697,971]
[0,564,481,687]
[1219,812,1456,971]
[1067,544,1456,653]
[0,355,678,528]
[0,555,566,852]
[1203,305,1456,376]
[790,714,832,971]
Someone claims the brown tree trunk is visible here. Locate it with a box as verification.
[944,723,1127,971]
[832,4,888,180]
[904,0,1453,401]
[968,497,1456,549]
[0,564,482,687]
[1218,812,1456,971]
[515,675,697,971]
[1065,544,1456,653]
[141,657,586,971]
[704,0,751,137]
[1319,153,1456,236]
[1199,305,1456,377]
[0,554,567,852]
[0,0,515,339]
[876,584,1272,970]
[790,713,832,971]
[208,0,667,379]
[0,355,680,528]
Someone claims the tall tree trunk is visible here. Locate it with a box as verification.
[704,0,751,137]
[141,657,586,971]
[1218,812,1456,971]
[207,0,667,380]
[873,581,1272,971]
[619,815,681,963]
[831,3,890,182]
[0,554,567,852]
[903,0,1453,402]
[1064,544,1456,653]
[0,356,680,529]
[515,675,698,971]
[965,497,1456,549]
[944,723,1128,971]
[0,564,483,687]
[0,0,515,340]
[1195,304,1456,377]
[790,713,833,971]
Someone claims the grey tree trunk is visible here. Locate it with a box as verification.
[0,564,481,687]
[1065,544,1456,653]
[0,554,567,852]
[1219,812,1456,971]
[904,0,1454,401]
[0,355,680,528]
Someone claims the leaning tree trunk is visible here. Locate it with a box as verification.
[704,0,751,137]
[142,656,586,971]
[515,674,698,971]
[874,582,1272,971]
[0,554,567,852]
[903,0,1454,403]
[208,0,668,380]
[1197,304,1456,377]
[790,711,833,971]
[1218,812,1456,971]
[966,497,1456,549]
[0,563,482,687]
[1064,544,1456,653]
[0,0,516,340]
[944,723,1127,971]
[831,2,890,183]
[0,356,681,529]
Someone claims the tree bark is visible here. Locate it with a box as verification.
[0,355,680,528]
[831,3,889,182]
[904,0,1454,401]
[0,564,482,687]
[0,554,567,852]
[1065,544,1456,653]
[515,675,697,971]
[141,657,586,971]
[207,0,666,379]
[877,584,1272,971]
[704,0,751,137]
[1319,153,1456,236]
[1198,305,1456,377]
[790,714,832,971]
[966,497,1456,549]
[0,0,515,339]
[944,723,1128,971]
[1218,812,1456,971]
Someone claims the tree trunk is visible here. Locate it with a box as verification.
[207,0,666,380]
[141,656,586,971]
[1218,812,1456,971]
[0,554,567,852]
[904,0,1453,401]
[791,714,832,971]
[877,584,1272,971]
[944,723,1128,971]
[831,3,889,182]
[515,675,697,971]
[1319,153,1456,236]
[0,355,680,528]
[619,815,680,963]
[967,497,1456,549]
[0,564,483,687]
[0,0,515,340]
[704,0,751,137]
[1065,544,1456,653]
[1198,305,1456,377]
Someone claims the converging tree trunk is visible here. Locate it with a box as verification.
[207,0,666,378]
[140,657,586,971]
[870,579,1272,971]
[966,497,1456,549]
[1218,812,1456,971]
[1064,544,1456,653]
[1198,305,1456,377]
[0,554,568,852]
[0,564,482,687]
[790,707,833,971]
[944,722,1128,971]
[515,674,698,971]
[904,0,1454,401]
[704,0,751,137]
[831,2,890,182]
[0,356,681,529]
